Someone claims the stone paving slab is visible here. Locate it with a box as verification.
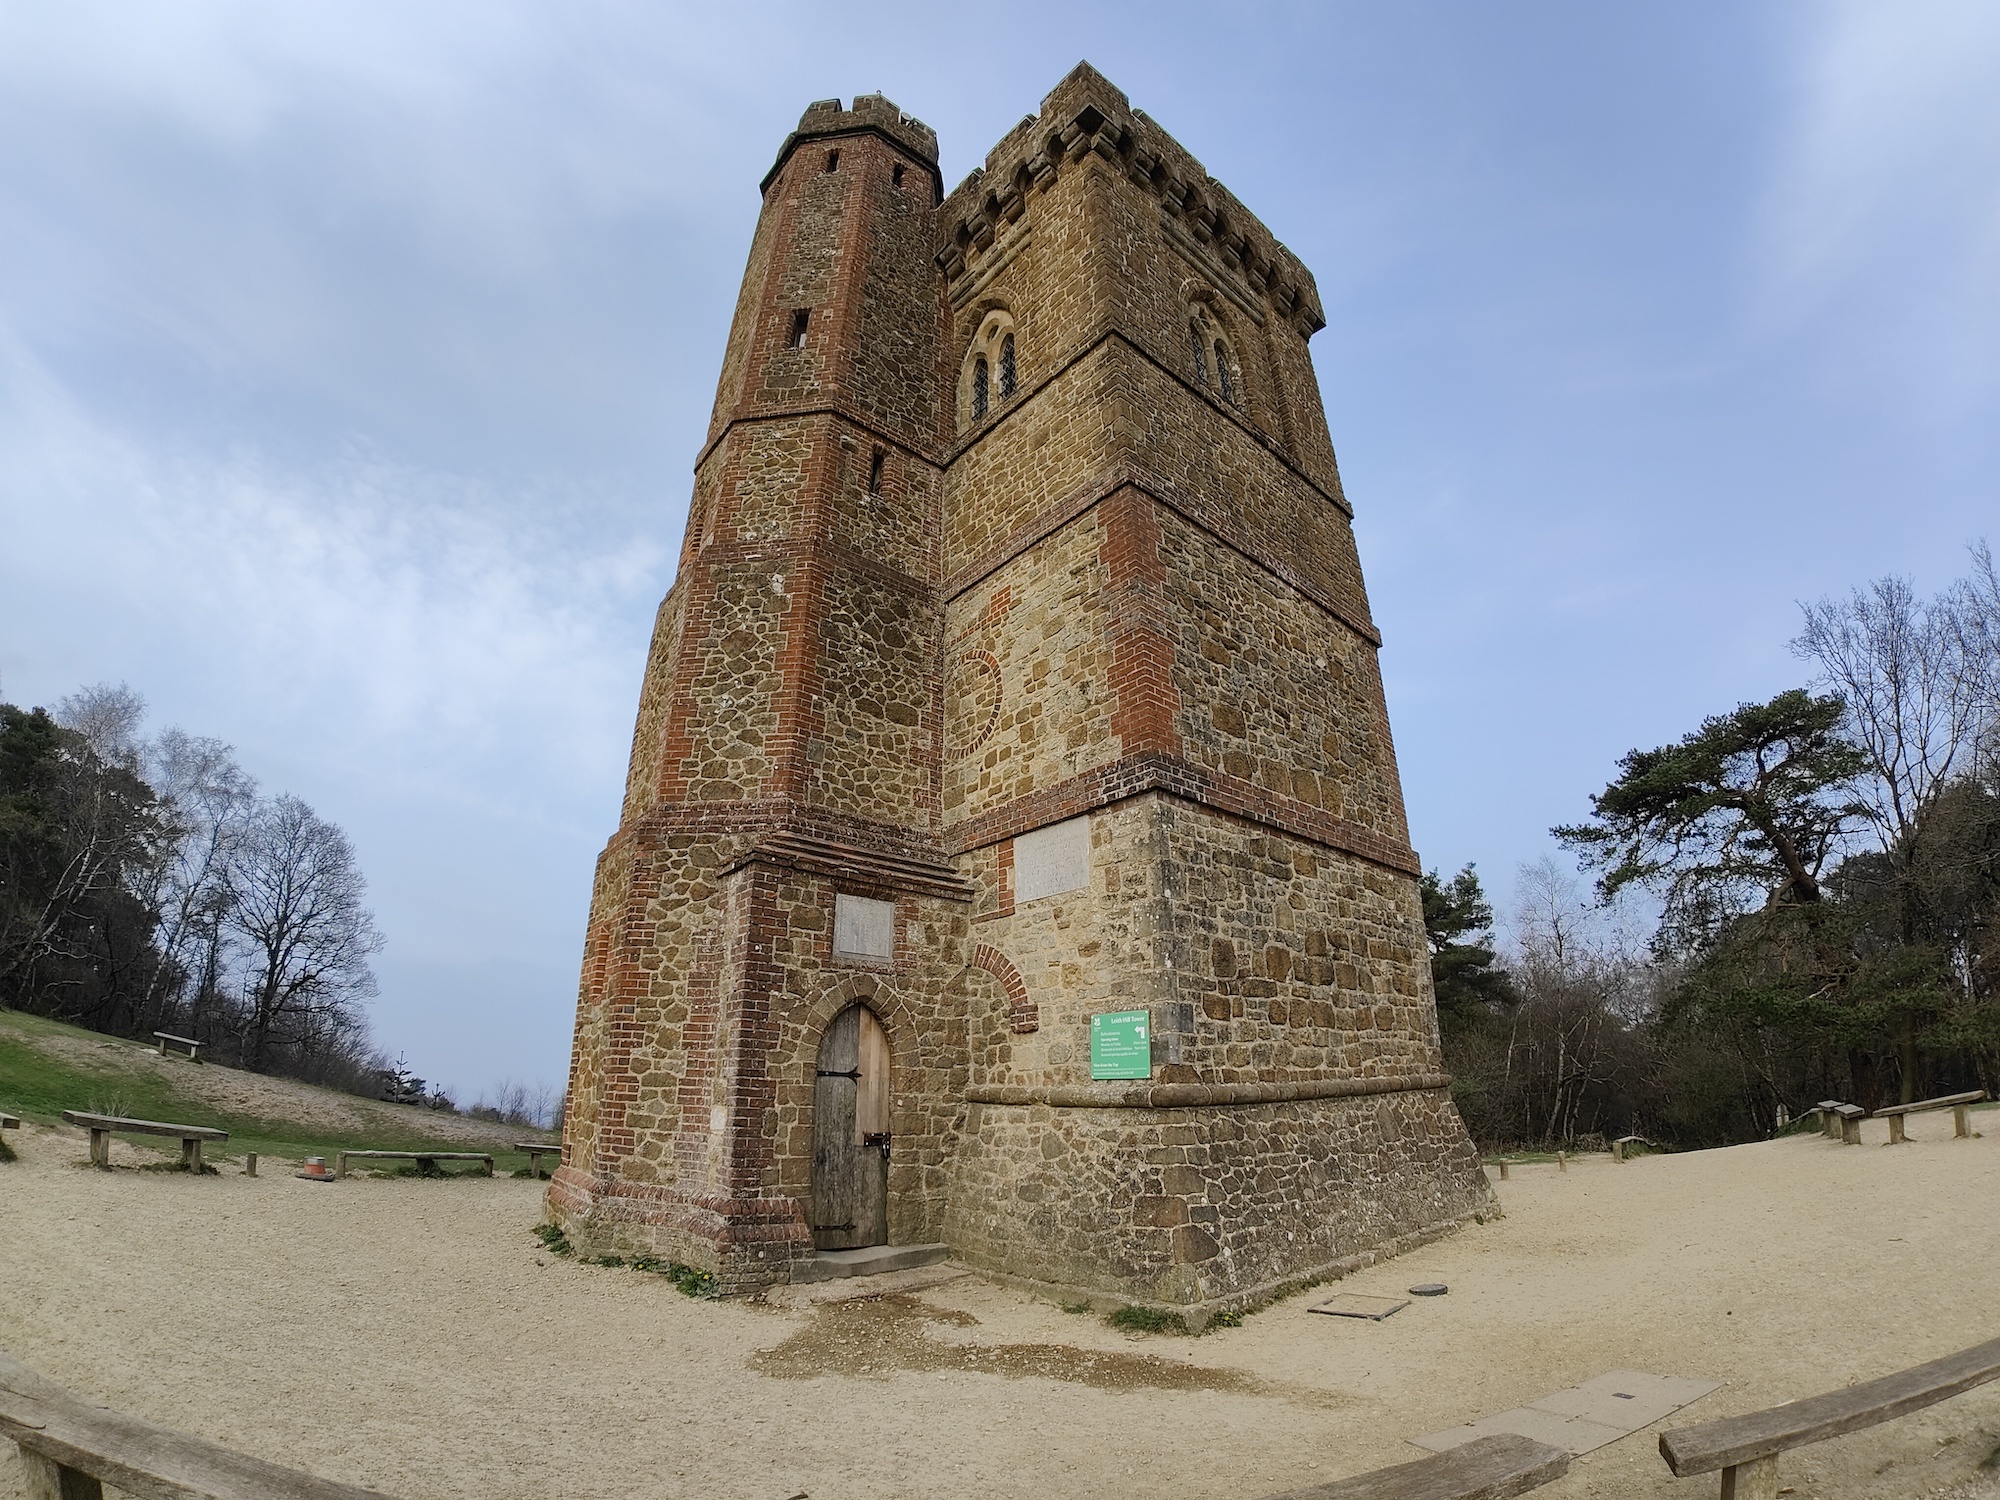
[1412,1369,1720,1456]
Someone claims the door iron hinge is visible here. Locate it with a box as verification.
[816,1068,861,1079]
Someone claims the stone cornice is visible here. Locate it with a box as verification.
[942,324,1353,520]
[965,1073,1451,1109]
[697,401,947,475]
[943,464,1380,649]
[946,749,1421,878]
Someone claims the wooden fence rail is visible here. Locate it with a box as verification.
[1258,1433,1569,1499]
[1658,1335,2000,1499]
[0,1351,396,1500]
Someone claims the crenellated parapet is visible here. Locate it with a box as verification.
[763,93,941,198]
[935,62,1325,337]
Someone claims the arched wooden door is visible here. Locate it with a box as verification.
[810,1005,890,1250]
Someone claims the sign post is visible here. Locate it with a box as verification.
[1090,1009,1152,1081]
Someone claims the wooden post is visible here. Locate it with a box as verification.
[1956,1106,1973,1138]
[335,1151,348,1181]
[1887,1114,1907,1145]
[18,1446,105,1500]
[156,1035,168,1057]
[1557,1151,1567,1173]
[88,1128,108,1168]
[244,1152,258,1177]
[1497,1160,1509,1181]
[1842,1116,1862,1146]
[1613,1140,1626,1163]
[1718,1453,1778,1499]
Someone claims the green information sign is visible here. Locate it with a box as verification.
[1090,1009,1152,1080]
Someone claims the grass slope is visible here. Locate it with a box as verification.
[0,1008,557,1171]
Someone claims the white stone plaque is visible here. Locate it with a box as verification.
[1014,815,1092,904]
[833,894,896,962]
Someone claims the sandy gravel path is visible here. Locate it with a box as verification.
[3,1113,1998,1500]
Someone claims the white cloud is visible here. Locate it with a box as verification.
[0,320,664,807]
[1758,0,2000,411]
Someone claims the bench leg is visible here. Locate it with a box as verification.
[1956,1106,1973,1138]
[245,1151,258,1177]
[88,1128,108,1168]
[1841,1118,1861,1146]
[1613,1142,1625,1163]
[483,1157,493,1176]
[1497,1160,1509,1180]
[336,1152,348,1181]
[19,1445,105,1500]
[1719,1454,1777,1500]
[1888,1115,1907,1145]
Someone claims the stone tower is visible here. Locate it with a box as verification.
[551,65,1491,1318]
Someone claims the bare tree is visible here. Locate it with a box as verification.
[138,730,258,1038]
[54,683,148,771]
[1796,572,1986,855]
[228,794,383,1071]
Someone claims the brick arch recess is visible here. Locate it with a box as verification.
[970,943,1038,1034]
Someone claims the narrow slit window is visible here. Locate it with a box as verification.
[973,357,989,419]
[999,334,1016,398]
[1190,324,1208,385]
[1216,343,1233,402]
[867,450,885,495]
[891,163,905,187]
[790,310,809,349]
[826,149,839,172]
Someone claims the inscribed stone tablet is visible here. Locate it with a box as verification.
[833,894,895,962]
[1014,816,1091,903]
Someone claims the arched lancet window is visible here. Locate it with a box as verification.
[1187,297,1242,409]
[959,308,1019,432]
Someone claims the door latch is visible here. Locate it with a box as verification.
[861,1131,891,1160]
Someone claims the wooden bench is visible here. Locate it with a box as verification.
[1658,1334,2000,1498]
[1814,1100,1844,1137]
[1832,1103,1865,1145]
[515,1141,561,1178]
[1,1113,19,1131]
[1258,1432,1569,1499]
[1611,1134,1648,1162]
[0,1348,397,1499]
[61,1111,226,1171]
[152,1031,203,1060]
[335,1150,493,1179]
[1873,1089,1986,1144]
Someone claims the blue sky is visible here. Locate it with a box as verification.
[3,3,1995,1099]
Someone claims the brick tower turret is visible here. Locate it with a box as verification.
[552,67,1491,1317]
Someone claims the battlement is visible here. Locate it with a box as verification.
[938,60,1324,337]
[762,93,940,194]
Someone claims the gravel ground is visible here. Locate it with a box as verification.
[2,1113,1998,1500]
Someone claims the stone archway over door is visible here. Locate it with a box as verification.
[810,1005,890,1250]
